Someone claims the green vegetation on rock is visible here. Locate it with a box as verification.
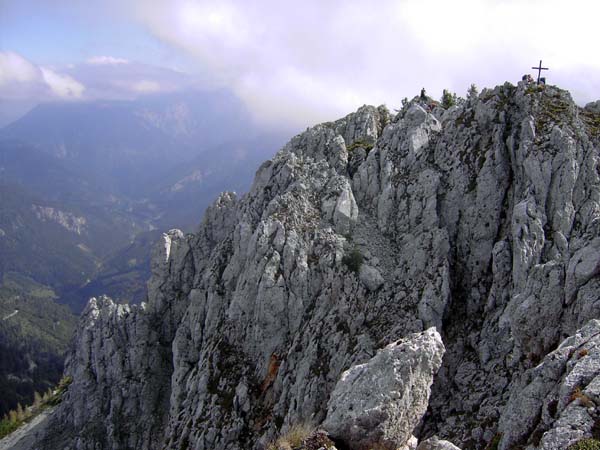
[0,375,72,439]
[568,439,600,450]
[342,248,363,273]
[347,139,374,153]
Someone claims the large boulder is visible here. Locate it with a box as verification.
[323,328,445,450]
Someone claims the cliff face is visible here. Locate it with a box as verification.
[35,82,600,450]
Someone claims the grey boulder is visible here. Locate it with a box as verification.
[323,328,445,450]
[416,436,462,450]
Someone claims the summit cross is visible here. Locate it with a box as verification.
[532,60,549,85]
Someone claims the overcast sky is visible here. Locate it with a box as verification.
[1,0,599,129]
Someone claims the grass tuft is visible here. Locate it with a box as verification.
[266,423,314,450]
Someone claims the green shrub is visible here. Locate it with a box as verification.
[343,248,363,273]
[568,438,600,450]
[47,375,72,406]
[347,139,374,153]
[441,89,457,109]
[0,418,19,439]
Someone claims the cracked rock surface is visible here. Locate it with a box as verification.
[19,83,600,450]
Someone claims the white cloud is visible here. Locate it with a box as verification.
[3,1,600,129]
[86,56,129,65]
[40,67,85,98]
[131,0,600,128]
[0,51,86,101]
[132,79,161,93]
[0,52,88,124]
[0,51,40,85]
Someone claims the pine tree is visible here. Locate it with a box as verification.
[34,391,42,408]
[467,83,479,101]
[441,89,456,109]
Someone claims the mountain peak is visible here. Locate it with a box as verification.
[13,81,600,450]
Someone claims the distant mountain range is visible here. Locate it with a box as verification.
[0,88,287,312]
[1,89,283,197]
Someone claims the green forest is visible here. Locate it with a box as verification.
[0,272,76,416]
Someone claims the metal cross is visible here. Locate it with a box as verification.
[532,60,549,85]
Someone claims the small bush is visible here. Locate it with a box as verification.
[570,386,594,407]
[266,423,314,450]
[342,248,363,273]
[347,139,374,153]
[568,438,600,450]
[47,375,72,406]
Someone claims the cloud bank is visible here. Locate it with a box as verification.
[0,50,205,125]
[0,51,84,100]
[0,51,198,99]
[2,0,599,129]
[131,0,600,128]
[86,56,130,65]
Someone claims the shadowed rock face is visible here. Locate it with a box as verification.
[25,82,600,450]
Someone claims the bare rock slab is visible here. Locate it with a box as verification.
[323,328,445,450]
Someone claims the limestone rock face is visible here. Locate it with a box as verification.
[24,84,600,450]
[498,319,600,450]
[323,328,444,450]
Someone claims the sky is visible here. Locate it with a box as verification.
[1,0,599,129]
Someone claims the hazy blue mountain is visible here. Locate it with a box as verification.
[0,89,276,196]
[0,88,287,312]
[0,183,100,290]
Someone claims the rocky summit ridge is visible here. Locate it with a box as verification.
[11,81,600,450]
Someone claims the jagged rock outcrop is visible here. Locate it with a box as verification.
[323,328,444,450]
[498,319,600,449]
[21,82,600,450]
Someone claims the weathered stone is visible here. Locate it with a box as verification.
[399,435,419,450]
[323,328,445,450]
[416,436,462,450]
[358,264,383,291]
[498,320,600,450]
